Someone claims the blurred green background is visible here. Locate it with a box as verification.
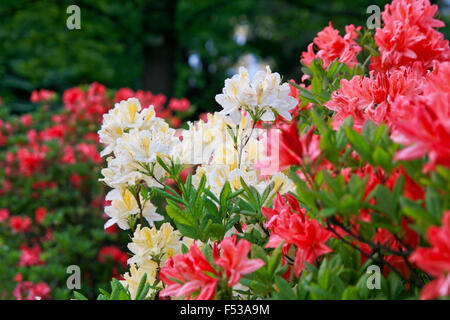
[1,0,449,115]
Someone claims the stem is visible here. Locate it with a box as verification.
[326,218,423,288]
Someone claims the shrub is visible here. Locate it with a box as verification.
[88,0,450,301]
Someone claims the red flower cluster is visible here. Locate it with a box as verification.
[257,123,320,175]
[263,193,332,277]
[30,89,55,103]
[391,62,450,170]
[317,0,450,172]
[410,211,450,299]
[13,274,50,300]
[19,244,44,267]
[97,245,128,268]
[9,216,32,234]
[324,66,423,130]
[160,243,219,300]
[371,0,450,72]
[302,23,362,72]
[160,237,264,300]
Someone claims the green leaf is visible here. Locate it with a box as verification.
[373,146,392,171]
[425,187,442,220]
[73,291,88,300]
[345,127,372,162]
[166,201,196,226]
[274,276,297,300]
[134,273,148,300]
[341,287,359,300]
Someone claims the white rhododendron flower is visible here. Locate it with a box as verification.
[104,188,139,230]
[120,223,193,298]
[120,264,157,299]
[140,200,163,227]
[98,98,180,190]
[215,66,297,123]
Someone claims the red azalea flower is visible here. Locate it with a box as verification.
[61,146,76,165]
[371,0,449,72]
[263,193,332,276]
[35,207,46,225]
[9,216,32,233]
[160,243,218,300]
[77,142,102,163]
[324,66,423,130]
[19,244,44,267]
[391,62,450,170]
[213,236,265,287]
[98,245,128,267]
[168,98,190,112]
[70,174,83,189]
[30,89,55,103]
[114,88,135,103]
[257,123,320,175]
[301,23,362,70]
[410,211,450,299]
[21,114,32,127]
[0,208,9,222]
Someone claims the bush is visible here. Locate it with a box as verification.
[87,0,450,301]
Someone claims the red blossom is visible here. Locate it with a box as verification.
[371,0,450,72]
[0,208,9,223]
[9,216,32,233]
[98,245,128,267]
[410,211,450,299]
[257,123,320,175]
[301,23,362,71]
[213,236,265,287]
[169,98,190,112]
[160,243,219,300]
[35,207,46,225]
[19,244,44,267]
[263,193,332,276]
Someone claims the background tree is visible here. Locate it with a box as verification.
[0,0,448,115]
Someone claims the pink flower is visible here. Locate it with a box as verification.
[21,114,32,127]
[30,89,55,103]
[410,211,450,299]
[263,193,332,276]
[160,243,218,300]
[13,280,50,300]
[213,236,265,287]
[32,282,51,299]
[77,142,102,163]
[0,208,9,222]
[169,98,190,112]
[61,146,76,165]
[19,244,44,267]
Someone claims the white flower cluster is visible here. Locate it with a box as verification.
[179,111,295,199]
[120,223,192,299]
[98,98,180,230]
[215,66,298,123]
[97,65,299,297]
